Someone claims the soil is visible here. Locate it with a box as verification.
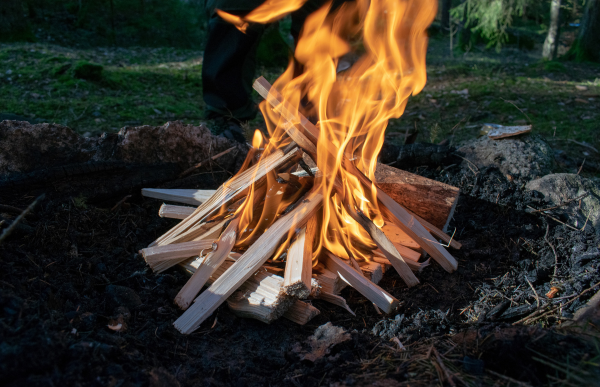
[1,142,600,386]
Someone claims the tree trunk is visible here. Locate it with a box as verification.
[0,0,34,42]
[569,0,600,62]
[543,0,562,60]
[441,0,451,32]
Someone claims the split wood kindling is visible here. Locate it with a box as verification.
[136,76,461,334]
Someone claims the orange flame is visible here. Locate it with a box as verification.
[217,0,309,33]
[229,0,436,263]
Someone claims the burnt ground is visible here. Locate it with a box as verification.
[1,146,600,386]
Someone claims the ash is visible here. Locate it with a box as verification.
[371,309,450,340]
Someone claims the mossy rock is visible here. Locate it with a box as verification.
[72,61,104,81]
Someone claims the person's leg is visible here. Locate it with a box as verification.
[202,13,265,122]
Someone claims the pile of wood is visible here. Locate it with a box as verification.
[139,77,461,334]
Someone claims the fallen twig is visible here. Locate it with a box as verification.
[567,139,599,154]
[487,369,532,387]
[452,153,479,173]
[525,275,541,308]
[111,195,132,212]
[0,204,27,215]
[577,158,586,175]
[530,193,588,213]
[544,224,559,281]
[527,206,580,231]
[0,194,45,244]
[500,98,532,124]
[178,146,237,178]
[431,347,456,387]
[518,280,600,325]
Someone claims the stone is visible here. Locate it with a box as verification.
[456,134,555,180]
[526,173,600,234]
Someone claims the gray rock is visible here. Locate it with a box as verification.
[526,173,600,233]
[456,134,555,180]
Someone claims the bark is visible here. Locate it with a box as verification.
[543,0,562,60]
[569,0,600,62]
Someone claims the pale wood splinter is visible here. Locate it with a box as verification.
[174,218,240,310]
[174,191,323,334]
[283,217,317,298]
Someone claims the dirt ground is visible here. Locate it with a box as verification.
[1,141,599,386]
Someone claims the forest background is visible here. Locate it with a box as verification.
[0,0,599,175]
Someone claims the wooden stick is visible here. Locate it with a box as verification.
[159,204,196,219]
[359,261,383,284]
[381,222,421,251]
[151,218,228,273]
[142,188,216,206]
[181,256,295,324]
[178,146,237,178]
[0,194,44,244]
[174,191,323,333]
[372,254,430,272]
[375,163,459,232]
[324,252,399,313]
[151,148,300,247]
[344,158,458,273]
[345,199,419,288]
[388,241,422,263]
[227,271,294,323]
[283,217,316,298]
[313,265,348,294]
[150,184,229,247]
[253,77,319,143]
[168,148,300,246]
[315,291,356,316]
[255,77,458,270]
[174,218,239,310]
[283,300,320,325]
[486,124,532,139]
[406,209,462,249]
[141,240,215,272]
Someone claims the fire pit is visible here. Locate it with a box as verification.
[139,0,462,334]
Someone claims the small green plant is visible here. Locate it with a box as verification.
[451,0,529,51]
[72,195,88,209]
[429,122,441,144]
[543,60,566,72]
[72,61,104,81]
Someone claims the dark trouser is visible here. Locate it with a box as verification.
[202,15,265,121]
[201,0,330,121]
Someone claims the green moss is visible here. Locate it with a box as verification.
[543,61,567,73]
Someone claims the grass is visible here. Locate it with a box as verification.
[1,37,599,156]
[384,38,600,149]
[0,43,205,135]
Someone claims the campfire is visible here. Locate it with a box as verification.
[140,0,461,334]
